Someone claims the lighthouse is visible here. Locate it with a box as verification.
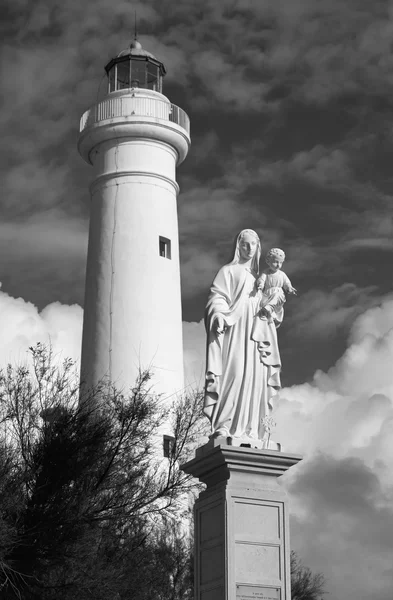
[78,38,190,398]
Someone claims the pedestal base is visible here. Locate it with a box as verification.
[182,445,302,600]
[199,435,282,453]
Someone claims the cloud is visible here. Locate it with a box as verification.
[0,6,392,597]
[268,0,393,106]
[180,289,393,600]
[273,295,393,600]
[0,291,83,369]
[275,296,393,456]
[289,146,352,186]
[179,185,270,300]
[0,213,88,308]
[190,49,269,112]
[0,286,207,397]
[287,453,393,600]
[286,283,380,341]
[141,35,190,85]
[0,280,393,599]
[349,297,393,344]
[1,0,392,320]
[0,213,87,259]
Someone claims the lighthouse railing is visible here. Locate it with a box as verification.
[80,95,190,136]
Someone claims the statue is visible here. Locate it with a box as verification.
[252,247,296,338]
[203,231,296,448]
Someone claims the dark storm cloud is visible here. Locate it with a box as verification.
[287,453,393,600]
[0,0,392,350]
[290,454,383,518]
[0,214,87,306]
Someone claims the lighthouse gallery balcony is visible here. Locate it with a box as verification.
[80,94,189,134]
[79,90,190,166]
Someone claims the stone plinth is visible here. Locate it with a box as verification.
[182,444,302,600]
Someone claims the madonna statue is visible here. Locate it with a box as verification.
[203,229,281,447]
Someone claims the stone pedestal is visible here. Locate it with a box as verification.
[182,444,302,600]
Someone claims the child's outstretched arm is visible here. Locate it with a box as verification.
[283,273,297,295]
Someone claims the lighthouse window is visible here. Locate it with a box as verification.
[147,63,160,91]
[159,236,171,259]
[108,67,116,93]
[116,61,130,90]
[130,60,147,88]
[163,435,175,458]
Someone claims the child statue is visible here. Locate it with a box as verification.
[252,248,296,337]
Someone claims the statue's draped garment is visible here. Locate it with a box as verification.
[204,262,282,441]
[259,270,292,326]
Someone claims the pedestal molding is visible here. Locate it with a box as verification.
[182,445,302,486]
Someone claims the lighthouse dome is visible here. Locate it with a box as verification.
[117,40,158,60]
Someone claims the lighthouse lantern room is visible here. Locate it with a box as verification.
[105,40,166,93]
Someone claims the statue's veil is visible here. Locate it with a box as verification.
[228,229,261,273]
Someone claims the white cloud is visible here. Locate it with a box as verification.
[180,292,393,600]
[0,288,207,397]
[275,296,393,460]
[274,294,393,600]
[0,283,393,599]
[0,291,83,369]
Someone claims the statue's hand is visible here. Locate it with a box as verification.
[214,315,226,336]
[289,286,297,295]
[261,305,273,320]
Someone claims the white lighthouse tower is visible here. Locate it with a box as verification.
[78,38,190,398]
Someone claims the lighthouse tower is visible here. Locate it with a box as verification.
[78,38,190,398]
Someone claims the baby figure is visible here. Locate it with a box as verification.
[254,248,296,328]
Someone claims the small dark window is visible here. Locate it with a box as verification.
[163,435,175,458]
[159,236,171,259]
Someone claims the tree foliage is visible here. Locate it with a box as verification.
[0,344,328,600]
[0,344,204,600]
[291,551,326,600]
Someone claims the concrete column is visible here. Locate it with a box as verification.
[182,444,302,600]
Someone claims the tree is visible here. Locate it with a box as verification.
[0,344,205,599]
[122,518,194,600]
[291,551,326,600]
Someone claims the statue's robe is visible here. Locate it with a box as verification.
[204,263,281,441]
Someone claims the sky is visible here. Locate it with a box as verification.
[1,0,393,598]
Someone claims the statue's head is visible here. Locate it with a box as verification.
[266,247,285,272]
[230,229,261,272]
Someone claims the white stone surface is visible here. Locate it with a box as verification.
[78,87,190,399]
[204,230,282,445]
[182,445,302,600]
